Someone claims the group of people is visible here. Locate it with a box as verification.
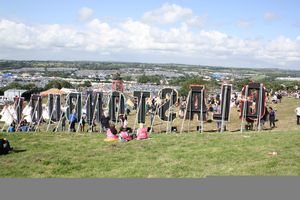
[66,111,111,133]
[7,120,36,132]
[104,116,148,142]
[64,109,148,142]
[11,88,300,135]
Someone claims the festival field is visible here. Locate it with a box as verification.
[1,131,300,178]
[1,96,300,178]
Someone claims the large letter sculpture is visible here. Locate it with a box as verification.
[240,82,266,131]
[240,82,266,119]
[30,95,42,122]
[14,97,24,124]
[86,91,103,126]
[181,85,206,133]
[67,93,82,122]
[213,84,232,122]
[48,94,61,121]
[185,85,207,121]
[133,91,150,124]
[108,91,125,123]
[158,88,178,121]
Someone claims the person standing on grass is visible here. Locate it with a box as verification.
[215,102,222,132]
[259,107,269,130]
[100,112,110,132]
[61,113,66,132]
[295,106,300,125]
[69,112,77,132]
[80,115,86,132]
[269,107,276,128]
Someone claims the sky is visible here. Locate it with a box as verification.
[0,0,300,69]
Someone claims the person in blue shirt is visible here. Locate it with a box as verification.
[7,123,15,133]
[69,112,77,132]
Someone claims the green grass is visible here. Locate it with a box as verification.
[1,96,300,177]
[1,130,300,178]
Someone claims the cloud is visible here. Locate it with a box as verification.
[264,12,280,22]
[142,3,192,24]
[142,3,206,28]
[78,7,93,22]
[236,19,252,29]
[0,4,300,68]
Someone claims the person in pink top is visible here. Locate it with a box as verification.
[119,127,132,142]
[136,123,148,140]
[106,124,118,140]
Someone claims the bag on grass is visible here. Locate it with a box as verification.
[0,138,12,155]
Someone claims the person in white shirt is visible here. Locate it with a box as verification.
[295,106,300,125]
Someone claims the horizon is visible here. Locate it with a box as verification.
[0,58,298,71]
[1,59,299,71]
[0,0,300,69]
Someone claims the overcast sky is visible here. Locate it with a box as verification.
[0,0,300,69]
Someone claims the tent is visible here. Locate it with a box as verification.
[0,105,17,126]
[60,88,77,94]
[42,106,49,121]
[2,73,14,78]
[40,88,66,97]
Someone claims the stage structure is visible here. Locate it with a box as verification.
[240,82,267,132]
[181,85,206,133]
[213,84,232,132]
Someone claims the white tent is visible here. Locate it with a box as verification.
[22,105,32,116]
[0,105,17,126]
[24,115,32,123]
[42,107,49,121]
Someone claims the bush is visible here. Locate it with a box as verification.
[44,80,74,90]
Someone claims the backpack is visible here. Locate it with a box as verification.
[0,138,12,155]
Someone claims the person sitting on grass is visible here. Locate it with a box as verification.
[136,123,148,140]
[105,124,119,141]
[20,119,29,132]
[7,123,15,133]
[119,127,132,142]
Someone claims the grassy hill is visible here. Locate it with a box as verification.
[1,96,300,178]
[1,130,300,178]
